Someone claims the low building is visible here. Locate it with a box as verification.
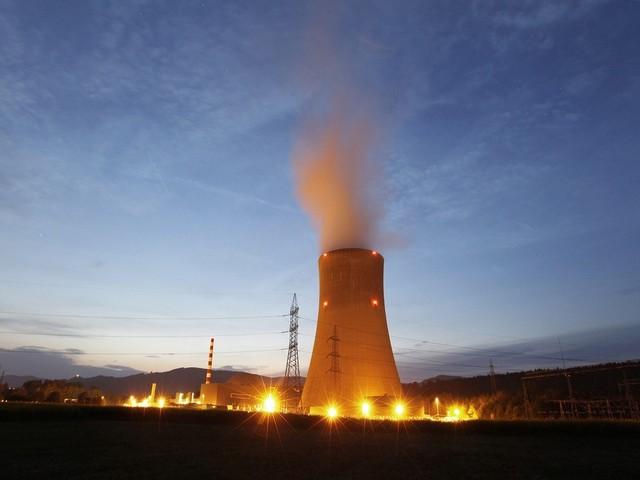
[200,372,272,410]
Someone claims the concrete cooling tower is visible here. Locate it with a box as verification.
[301,248,401,417]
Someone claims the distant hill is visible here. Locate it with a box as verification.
[77,368,278,398]
[4,375,39,388]
[421,375,461,384]
[406,359,640,399]
[4,368,307,399]
[12,358,639,409]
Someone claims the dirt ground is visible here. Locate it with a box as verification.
[2,404,639,479]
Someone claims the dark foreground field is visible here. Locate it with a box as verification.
[1,404,639,479]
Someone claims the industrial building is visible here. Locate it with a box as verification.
[198,337,268,410]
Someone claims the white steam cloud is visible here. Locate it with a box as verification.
[293,102,383,252]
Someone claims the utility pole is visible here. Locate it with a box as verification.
[557,337,567,370]
[565,371,575,418]
[522,378,531,419]
[558,338,575,418]
[283,293,302,410]
[621,369,636,419]
[489,358,497,394]
[0,366,4,402]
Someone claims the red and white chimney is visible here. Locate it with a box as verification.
[205,337,214,384]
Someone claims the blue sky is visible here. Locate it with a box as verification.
[1,0,639,380]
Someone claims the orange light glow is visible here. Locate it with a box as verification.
[444,404,477,422]
[361,401,371,417]
[323,300,328,307]
[326,405,338,419]
[371,299,379,307]
[323,253,328,257]
[262,393,277,413]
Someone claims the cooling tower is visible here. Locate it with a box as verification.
[301,248,401,416]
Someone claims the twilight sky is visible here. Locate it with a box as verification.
[1,0,639,381]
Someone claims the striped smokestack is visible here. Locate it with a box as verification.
[205,337,214,384]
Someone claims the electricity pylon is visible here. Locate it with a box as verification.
[283,293,301,409]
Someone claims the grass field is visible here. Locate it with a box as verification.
[2,403,639,479]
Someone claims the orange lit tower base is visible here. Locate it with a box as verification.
[301,248,402,417]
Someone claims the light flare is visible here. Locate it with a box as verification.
[361,401,371,417]
[326,405,338,419]
[262,393,278,413]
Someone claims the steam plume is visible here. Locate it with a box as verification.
[293,103,382,252]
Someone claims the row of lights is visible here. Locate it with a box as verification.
[322,250,378,258]
[125,395,166,409]
[261,392,407,420]
[326,400,406,420]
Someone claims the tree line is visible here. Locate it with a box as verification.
[404,360,640,419]
[0,379,104,404]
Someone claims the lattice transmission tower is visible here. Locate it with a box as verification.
[327,325,341,396]
[283,293,302,402]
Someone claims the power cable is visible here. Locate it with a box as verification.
[0,311,289,321]
[0,347,287,356]
[0,330,288,338]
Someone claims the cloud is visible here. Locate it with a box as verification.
[0,345,141,378]
[77,2,306,141]
[173,176,297,214]
[0,1,309,221]
[0,315,82,335]
[104,364,141,374]
[218,364,258,372]
[386,138,549,229]
[490,1,607,29]
[396,323,640,381]
[565,69,606,96]
[617,286,640,296]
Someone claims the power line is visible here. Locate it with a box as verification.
[304,316,589,363]
[0,330,288,338]
[0,347,287,356]
[297,348,522,375]
[4,310,588,364]
[339,351,498,370]
[299,315,526,345]
[2,310,595,374]
[0,311,289,321]
[490,358,497,394]
[394,344,587,363]
[299,324,588,364]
